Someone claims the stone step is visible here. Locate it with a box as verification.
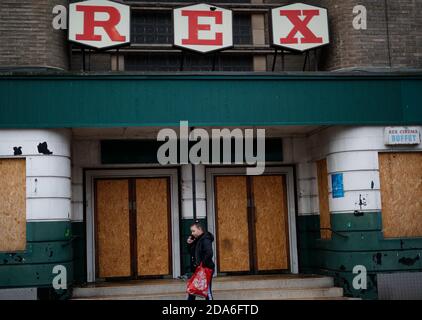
[72,275,334,299]
[73,286,344,300]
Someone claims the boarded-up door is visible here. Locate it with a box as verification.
[379,152,422,238]
[0,159,26,252]
[215,176,250,272]
[215,175,290,274]
[252,175,289,271]
[136,178,171,276]
[95,177,172,279]
[96,179,131,278]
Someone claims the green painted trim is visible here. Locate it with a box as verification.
[297,212,422,299]
[329,211,382,232]
[0,242,73,265]
[26,221,72,242]
[71,222,86,284]
[0,74,421,128]
[2,72,421,80]
[0,262,73,288]
[300,268,379,299]
[300,248,422,272]
[0,221,73,289]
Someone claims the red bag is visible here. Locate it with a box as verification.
[186,263,213,298]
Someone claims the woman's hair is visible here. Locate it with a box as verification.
[190,220,205,231]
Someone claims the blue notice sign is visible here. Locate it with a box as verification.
[331,173,344,198]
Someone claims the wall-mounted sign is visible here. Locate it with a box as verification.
[271,3,329,52]
[384,127,421,145]
[173,3,233,54]
[68,0,130,50]
[331,173,344,199]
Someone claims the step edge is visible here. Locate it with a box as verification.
[72,287,344,300]
[72,278,335,298]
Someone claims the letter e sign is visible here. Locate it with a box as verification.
[174,3,233,54]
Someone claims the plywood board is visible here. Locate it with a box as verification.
[253,175,289,271]
[379,152,422,238]
[136,178,171,276]
[215,176,250,272]
[0,159,26,252]
[96,179,131,278]
[317,159,331,239]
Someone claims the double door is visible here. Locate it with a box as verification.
[215,175,290,274]
[95,177,172,279]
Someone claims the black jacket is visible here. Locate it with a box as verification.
[188,232,215,271]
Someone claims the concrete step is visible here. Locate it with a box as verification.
[73,286,344,300]
[72,275,334,299]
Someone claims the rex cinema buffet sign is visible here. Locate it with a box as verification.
[68,1,329,52]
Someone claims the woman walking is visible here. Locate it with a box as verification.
[186,221,215,300]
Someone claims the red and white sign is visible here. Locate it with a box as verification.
[173,3,233,54]
[69,0,130,49]
[271,3,329,52]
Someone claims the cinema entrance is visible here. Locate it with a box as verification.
[85,168,181,282]
[206,167,298,275]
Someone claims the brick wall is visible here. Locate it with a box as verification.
[0,0,69,70]
[70,53,112,72]
[386,0,422,68]
[0,1,420,71]
[264,0,421,70]
[316,0,422,70]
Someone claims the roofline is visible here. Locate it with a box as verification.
[1,70,422,80]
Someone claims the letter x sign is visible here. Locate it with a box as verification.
[174,3,233,54]
[69,0,130,50]
[271,3,329,52]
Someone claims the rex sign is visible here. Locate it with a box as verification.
[173,3,233,54]
[271,3,329,52]
[68,0,130,49]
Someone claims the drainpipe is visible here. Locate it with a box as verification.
[191,127,197,221]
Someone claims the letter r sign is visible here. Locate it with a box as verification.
[174,3,233,53]
[271,3,329,52]
[69,0,130,49]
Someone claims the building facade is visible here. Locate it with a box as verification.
[0,0,421,300]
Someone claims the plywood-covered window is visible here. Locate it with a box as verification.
[317,159,331,239]
[379,152,422,238]
[0,158,26,252]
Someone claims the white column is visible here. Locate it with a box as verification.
[0,129,72,221]
[181,164,206,219]
[71,140,100,222]
[309,127,385,214]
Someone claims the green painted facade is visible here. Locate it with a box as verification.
[2,215,422,299]
[0,221,73,298]
[297,212,422,299]
[1,73,421,299]
[0,73,421,128]
[71,222,86,285]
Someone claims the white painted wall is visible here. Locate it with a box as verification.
[181,164,206,219]
[71,126,422,220]
[296,126,422,216]
[70,139,208,220]
[0,129,72,221]
[293,136,320,216]
[71,140,100,222]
